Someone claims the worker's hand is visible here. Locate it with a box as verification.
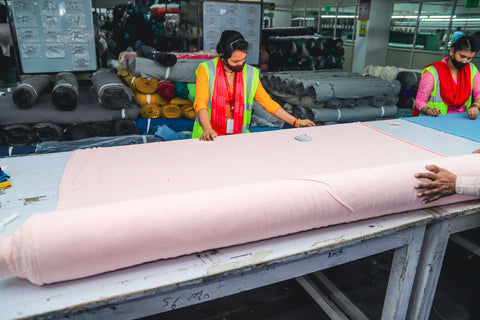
[414,165,457,204]
[200,128,217,141]
[424,107,440,117]
[473,149,480,154]
[468,106,479,120]
[299,119,315,127]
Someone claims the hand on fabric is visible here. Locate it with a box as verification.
[424,107,440,116]
[467,105,479,120]
[299,119,316,127]
[473,149,480,154]
[200,128,217,141]
[414,165,457,203]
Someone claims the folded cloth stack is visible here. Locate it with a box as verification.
[158,80,177,101]
[92,68,135,110]
[0,166,11,189]
[12,75,51,109]
[160,104,182,119]
[140,104,162,118]
[51,72,79,111]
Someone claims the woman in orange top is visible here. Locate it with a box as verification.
[193,30,315,141]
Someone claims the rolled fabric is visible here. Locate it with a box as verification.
[181,105,196,120]
[113,119,139,135]
[187,83,196,102]
[52,72,79,111]
[12,75,51,109]
[140,104,162,118]
[2,153,479,285]
[385,94,399,106]
[310,105,398,123]
[31,123,63,142]
[396,71,421,88]
[117,69,135,87]
[0,124,33,145]
[62,123,92,141]
[397,95,416,109]
[170,96,193,106]
[135,92,167,107]
[160,104,182,119]
[136,45,177,67]
[173,82,189,99]
[158,80,177,100]
[89,121,114,137]
[92,68,135,110]
[127,57,205,83]
[132,77,159,94]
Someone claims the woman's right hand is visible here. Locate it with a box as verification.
[200,128,217,141]
[424,107,440,117]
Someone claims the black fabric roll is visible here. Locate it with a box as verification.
[12,75,51,109]
[396,71,421,88]
[62,123,92,141]
[397,95,416,109]
[92,68,135,110]
[137,45,177,67]
[0,124,33,145]
[113,119,139,136]
[90,121,114,137]
[52,72,79,111]
[31,123,63,142]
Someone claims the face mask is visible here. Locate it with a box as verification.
[451,56,468,70]
[224,59,245,73]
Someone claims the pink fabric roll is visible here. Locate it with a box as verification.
[0,154,479,285]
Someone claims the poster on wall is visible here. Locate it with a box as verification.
[11,0,97,73]
[203,1,261,65]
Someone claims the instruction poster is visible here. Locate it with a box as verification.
[11,0,97,73]
[203,1,261,65]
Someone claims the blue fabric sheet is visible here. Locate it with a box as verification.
[403,112,480,142]
[136,118,194,134]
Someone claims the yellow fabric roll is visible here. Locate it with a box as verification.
[117,69,134,86]
[132,77,159,94]
[0,181,11,189]
[181,105,197,120]
[170,97,193,106]
[135,92,167,107]
[160,104,182,119]
[140,104,162,118]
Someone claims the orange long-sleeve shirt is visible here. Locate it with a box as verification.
[193,64,282,117]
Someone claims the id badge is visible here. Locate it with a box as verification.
[226,119,234,134]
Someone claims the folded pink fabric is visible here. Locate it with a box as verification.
[1,124,479,285]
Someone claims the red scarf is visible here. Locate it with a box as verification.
[428,60,471,108]
[211,61,244,135]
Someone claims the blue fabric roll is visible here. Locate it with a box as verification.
[173,82,189,99]
[136,117,194,134]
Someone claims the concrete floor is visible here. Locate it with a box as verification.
[139,228,480,320]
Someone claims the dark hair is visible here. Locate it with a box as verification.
[451,35,477,53]
[216,30,249,59]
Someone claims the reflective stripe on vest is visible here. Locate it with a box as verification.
[422,63,477,115]
[192,57,259,138]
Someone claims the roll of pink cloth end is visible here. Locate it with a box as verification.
[1,154,479,285]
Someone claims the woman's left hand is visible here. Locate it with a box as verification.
[468,106,479,120]
[299,119,316,127]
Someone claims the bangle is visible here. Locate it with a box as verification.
[292,118,298,127]
[472,103,480,109]
[296,119,301,128]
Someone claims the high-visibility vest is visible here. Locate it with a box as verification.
[192,57,259,138]
[421,62,478,115]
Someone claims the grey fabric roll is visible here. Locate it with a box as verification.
[52,72,79,111]
[0,86,140,126]
[368,95,386,107]
[385,94,399,106]
[396,71,421,88]
[12,75,51,109]
[92,68,135,110]
[309,105,398,123]
[251,101,284,128]
[127,57,207,83]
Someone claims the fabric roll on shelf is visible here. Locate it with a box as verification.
[31,123,63,142]
[173,81,189,99]
[0,124,33,145]
[325,98,356,109]
[160,104,182,119]
[12,75,51,109]
[62,123,92,141]
[396,70,422,88]
[181,105,196,120]
[113,119,139,136]
[141,104,162,118]
[294,105,398,123]
[131,77,159,94]
[136,44,177,67]
[136,117,194,134]
[252,101,285,128]
[92,68,135,110]
[89,121,114,137]
[187,83,196,102]
[158,80,177,100]
[135,92,167,107]
[52,72,79,111]
[127,57,207,83]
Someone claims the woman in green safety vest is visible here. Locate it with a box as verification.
[192,30,315,141]
[414,36,480,120]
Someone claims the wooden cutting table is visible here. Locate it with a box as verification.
[1,117,479,320]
